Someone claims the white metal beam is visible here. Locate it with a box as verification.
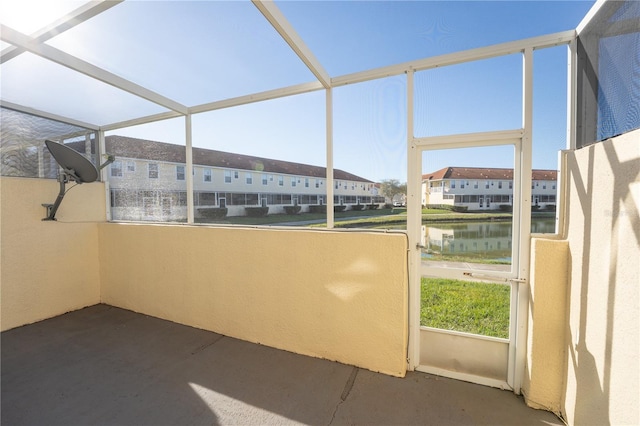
[414,129,524,149]
[0,0,123,64]
[101,111,185,132]
[332,30,576,88]
[252,0,331,89]
[189,81,324,115]
[0,24,189,115]
[1,100,100,130]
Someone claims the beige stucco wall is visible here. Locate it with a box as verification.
[562,130,640,425]
[524,238,569,414]
[99,223,409,377]
[0,177,105,331]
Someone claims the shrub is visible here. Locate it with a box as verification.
[197,207,227,219]
[384,203,394,209]
[498,204,513,212]
[351,204,365,211]
[333,205,346,212]
[283,205,302,215]
[425,204,469,213]
[309,205,327,214]
[367,204,380,210]
[245,206,269,217]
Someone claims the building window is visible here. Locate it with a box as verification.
[262,174,268,185]
[509,181,513,189]
[203,168,212,182]
[543,182,547,189]
[315,179,320,188]
[450,180,455,189]
[110,160,123,177]
[291,177,297,187]
[552,183,556,190]
[224,170,232,183]
[126,161,135,173]
[474,181,478,189]
[460,180,465,189]
[498,181,502,189]
[176,165,185,181]
[246,173,252,184]
[234,171,239,179]
[305,178,310,188]
[278,175,284,186]
[148,163,158,179]
[485,181,490,189]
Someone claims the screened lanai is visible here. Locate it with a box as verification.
[2,1,639,425]
[2,0,604,227]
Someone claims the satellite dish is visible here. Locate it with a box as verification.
[42,140,99,221]
[46,139,99,183]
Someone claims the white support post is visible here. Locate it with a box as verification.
[513,47,534,395]
[186,114,194,224]
[326,88,334,229]
[567,39,578,151]
[98,130,111,221]
[406,69,420,371]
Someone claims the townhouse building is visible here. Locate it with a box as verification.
[105,136,384,220]
[422,166,557,211]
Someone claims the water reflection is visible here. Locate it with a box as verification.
[421,218,555,264]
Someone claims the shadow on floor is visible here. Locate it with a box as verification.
[1,304,562,425]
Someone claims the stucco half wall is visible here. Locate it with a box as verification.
[99,223,409,377]
[562,129,640,426]
[0,177,104,331]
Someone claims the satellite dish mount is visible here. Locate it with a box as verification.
[42,140,114,221]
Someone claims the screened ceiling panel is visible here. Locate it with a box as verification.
[0,0,596,130]
[0,0,86,35]
[1,51,169,126]
[44,0,317,108]
[275,1,595,77]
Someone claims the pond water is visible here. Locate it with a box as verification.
[374,217,556,264]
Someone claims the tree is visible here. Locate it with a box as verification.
[379,179,407,204]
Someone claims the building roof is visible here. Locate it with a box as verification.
[104,135,373,183]
[422,166,557,181]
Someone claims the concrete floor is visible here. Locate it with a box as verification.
[1,304,563,426]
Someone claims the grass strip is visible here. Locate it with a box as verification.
[421,277,510,339]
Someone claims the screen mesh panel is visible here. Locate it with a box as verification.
[577,0,640,147]
[0,107,97,178]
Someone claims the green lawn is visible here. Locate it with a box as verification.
[421,277,510,339]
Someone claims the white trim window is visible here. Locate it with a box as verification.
[148,163,158,179]
[291,177,297,187]
[126,161,135,173]
[110,160,123,177]
[246,172,252,185]
[278,175,284,186]
[305,178,310,188]
[262,174,268,185]
[224,170,232,183]
[204,168,212,182]
[176,165,185,181]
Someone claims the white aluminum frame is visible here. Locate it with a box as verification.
[406,42,539,394]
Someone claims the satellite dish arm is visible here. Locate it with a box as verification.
[42,172,70,221]
[99,154,115,170]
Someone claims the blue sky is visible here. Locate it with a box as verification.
[1,0,596,182]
